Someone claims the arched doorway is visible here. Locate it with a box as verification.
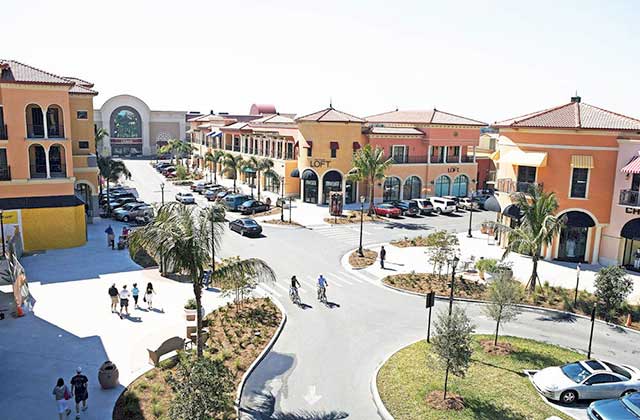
[383,177,401,201]
[434,175,451,197]
[302,169,318,204]
[28,144,47,178]
[322,170,343,204]
[49,144,66,177]
[345,179,357,204]
[403,176,422,200]
[75,182,93,216]
[451,174,469,197]
[621,219,640,271]
[110,106,142,156]
[557,211,596,262]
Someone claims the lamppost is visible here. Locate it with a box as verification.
[210,208,215,272]
[448,255,460,315]
[280,178,285,222]
[467,202,474,238]
[160,182,165,205]
[0,209,5,259]
[160,182,165,275]
[358,195,366,257]
[574,262,581,307]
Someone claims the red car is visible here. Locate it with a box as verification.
[374,203,402,218]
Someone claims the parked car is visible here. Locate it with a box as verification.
[161,166,176,175]
[156,162,172,172]
[430,197,457,214]
[472,193,493,209]
[213,190,231,202]
[229,218,263,237]
[587,391,640,420]
[412,198,434,215]
[205,187,226,201]
[175,192,196,204]
[224,194,252,211]
[374,203,402,218]
[532,360,640,405]
[100,190,135,205]
[113,203,153,222]
[239,200,270,215]
[108,197,140,211]
[386,200,420,216]
[165,169,178,178]
[191,181,214,193]
[457,197,479,211]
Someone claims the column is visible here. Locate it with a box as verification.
[427,145,432,163]
[45,146,51,178]
[591,225,603,264]
[42,109,48,139]
[458,146,462,163]
[472,146,477,163]
[444,146,448,163]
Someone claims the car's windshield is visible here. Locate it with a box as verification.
[622,393,640,417]
[561,362,591,383]
[603,361,632,379]
[243,220,258,226]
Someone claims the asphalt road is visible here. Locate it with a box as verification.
[122,159,640,420]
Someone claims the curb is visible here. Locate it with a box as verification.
[234,293,287,416]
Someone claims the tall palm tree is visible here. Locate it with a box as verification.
[348,144,394,214]
[95,128,109,196]
[496,186,564,292]
[221,153,245,192]
[128,202,274,357]
[244,157,277,201]
[204,150,226,184]
[159,138,194,167]
[97,157,131,215]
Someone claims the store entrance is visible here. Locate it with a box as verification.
[621,218,640,271]
[558,226,588,262]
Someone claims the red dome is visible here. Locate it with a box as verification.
[250,104,276,115]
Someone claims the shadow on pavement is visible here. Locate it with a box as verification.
[381,222,432,231]
[324,301,340,309]
[536,312,577,323]
[240,391,349,420]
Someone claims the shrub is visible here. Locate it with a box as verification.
[184,298,197,310]
[595,265,633,321]
[175,165,188,180]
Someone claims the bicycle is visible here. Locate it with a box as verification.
[317,285,327,303]
[289,286,301,305]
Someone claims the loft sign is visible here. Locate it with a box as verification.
[447,167,460,173]
[310,159,331,168]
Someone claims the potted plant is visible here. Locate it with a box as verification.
[475,258,498,281]
[184,298,197,321]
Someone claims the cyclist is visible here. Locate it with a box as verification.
[317,274,328,302]
[290,276,301,304]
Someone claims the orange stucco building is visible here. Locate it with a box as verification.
[0,60,99,252]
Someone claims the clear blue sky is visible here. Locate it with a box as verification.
[3,0,639,123]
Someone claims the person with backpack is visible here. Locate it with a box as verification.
[108,284,119,313]
[70,367,89,419]
[52,377,71,419]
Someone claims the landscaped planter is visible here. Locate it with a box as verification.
[184,308,197,321]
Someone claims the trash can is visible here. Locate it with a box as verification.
[98,361,119,389]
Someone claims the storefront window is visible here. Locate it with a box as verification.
[403,176,421,199]
[322,170,342,204]
[558,226,588,262]
[345,180,356,204]
[383,177,401,201]
[451,174,469,197]
[302,170,318,204]
[434,175,451,197]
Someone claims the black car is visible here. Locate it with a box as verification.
[229,218,263,237]
[238,200,270,215]
[385,200,420,216]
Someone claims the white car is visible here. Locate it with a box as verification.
[411,198,434,215]
[175,192,196,204]
[429,197,457,214]
[457,197,479,211]
[532,360,640,405]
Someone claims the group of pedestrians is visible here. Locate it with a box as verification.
[108,282,156,319]
[52,367,88,419]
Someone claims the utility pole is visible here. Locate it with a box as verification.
[358,196,365,257]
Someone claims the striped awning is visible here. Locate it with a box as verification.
[622,156,640,174]
[489,150,500,161]
[502,150,548,167]
[571,155,594,169]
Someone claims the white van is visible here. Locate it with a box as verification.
[430,197,457,214]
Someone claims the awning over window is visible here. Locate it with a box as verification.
[562,211,595,228]
[483,195,501,212]
[301,169,317,180]
[621,156,640,174]
[352,142,361,150]
[304,141,313,148]
[502,150,548,167]
[622,218,640,239]
[503,204,524,220]
[243,167,256,174]
[206,131,222,138]
[571,155,594,169]
[489,150,500,161]
[290,168,300,178]
[330,141,339,149]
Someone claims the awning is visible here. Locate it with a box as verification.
[243,167,256,174]
[330,141,339,150]
[489,150,500,161]
[622,156,640,174]
[352,142,361,150]
[503,204,524,220]
[301,169,317,180]
[206,131,222,138]
[502,150,548,167]
[562,211,595,228]
[290,168,300,178]
[622,219,640,239]
[571,155,594,169]
[304,141,313,148]
[483,195,501,212]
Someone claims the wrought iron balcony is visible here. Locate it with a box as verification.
[392,155,429,164]
[0,165,10,181]
[620,189,640,207]
[27,123,45,138]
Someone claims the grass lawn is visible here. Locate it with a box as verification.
[377,335,580,420]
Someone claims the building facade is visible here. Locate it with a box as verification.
[492,96,640,264]
[94,95,186,157]
[0,60,100,252]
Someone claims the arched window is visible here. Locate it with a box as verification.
[302,169,318,204]
[451,174,469,197]
[110,106,142,138]
[26,104,44,138]
[434,175,451,197]
[49,144,66,178]
[322,170,343,204]
[383,177,401,201]
[403,176,422,200]
[46,105,64,138]
[28,144,47,178]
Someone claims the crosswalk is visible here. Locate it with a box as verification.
[308,224,372,243]
[256,269,380,299]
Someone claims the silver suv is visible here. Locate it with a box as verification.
[113,202,153,222]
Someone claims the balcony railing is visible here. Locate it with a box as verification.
[392,155,429,164]
[430,155,444,164]
[27,123,45,138]
[620,189,640,207]
[48,125,65,139]
[496,178,543,193]
[0,165,10,181]
[30,165,47,178]
[461,155,475,163]
[0,124,7,140]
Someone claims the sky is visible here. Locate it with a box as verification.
[3,0,639,123]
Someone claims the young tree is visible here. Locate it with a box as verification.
[97,157,131,215]
[348,144,394,215]
[425,230,460,276]
[168,354,233,420]
[594,265,633,321]
[496,186,564,292]
[221,153,246,192]
[431,307,475,399]
[204,150,225,184]
[483,271,523,345]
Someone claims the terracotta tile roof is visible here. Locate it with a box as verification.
[0,59,97,95]
[495,99,640,131]
[69,83,98,95]
[251,114,296,124]
[366,109,486,126]
[64,76,94,88]
[221,121,250,131]
[296,107,364,123]
[367,127,425,136]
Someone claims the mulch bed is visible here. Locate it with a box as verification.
[262,219,303,227]
[425,390,465,411]
[324,211,382,225]
[479,340,514,356]
[390,236,430,247]
[349,249,378,268]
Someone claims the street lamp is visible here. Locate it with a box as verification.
[467,201,474,238]
[280,178,285,222]
[160,182,165,205]
[160,182,165,275]
[448,255,460,315]
[0,209,5,259]
[358,195,366,257]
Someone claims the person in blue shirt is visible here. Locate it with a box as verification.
[317,274,328,301]
[131,283,140,309]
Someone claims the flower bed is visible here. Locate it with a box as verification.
[349,249,378,268]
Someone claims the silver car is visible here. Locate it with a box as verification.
[176,192,196,204]
[532,360,640,405]
[113,203,152,222]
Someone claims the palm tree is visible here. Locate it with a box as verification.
[348,144,394,214]
[97,157,131,215]
[204,150,225,184]
[221,153,245,192]
[95,128,109,196]
[159,139,194,167]
[496,186,564,292]
[128,202,275,357]
[244,157,277,201]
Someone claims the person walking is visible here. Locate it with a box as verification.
[108,284,119,313]
[52,377,72,419]
[104,225,115,250]
[380,246,387,269]
[70,367,89,419]
[144,282,155,310]
[119,285,130,319]
[131,283,140,309]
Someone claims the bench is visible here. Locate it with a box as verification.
[147,336,185,366]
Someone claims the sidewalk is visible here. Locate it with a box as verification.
[359,231,640,303]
